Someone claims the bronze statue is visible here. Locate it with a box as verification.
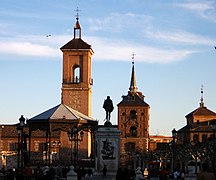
[103,96,114,121]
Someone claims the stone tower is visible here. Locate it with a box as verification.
[60,14,94,117]
[117,61,150,165]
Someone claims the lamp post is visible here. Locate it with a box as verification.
[52,141,61,164]
[172,128,177,173]
[211,120,216,172]
[17,115,25,170]
[17,126,21,170]
[68,126,84,166]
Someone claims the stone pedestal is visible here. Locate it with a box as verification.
[95,123,120,175]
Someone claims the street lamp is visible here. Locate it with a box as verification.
[17,115,25,170]
[211,120,216,172]
[52,141,61,164]
[67,126,84,166]
[172,128,177,173]
[17,126,21,170]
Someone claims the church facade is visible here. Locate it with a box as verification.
[0,15,98,169]
[177,88,216,144]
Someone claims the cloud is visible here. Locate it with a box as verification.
[86,36,193,64]
[87,12,152,33]
[175,1,216,22]
[144,30,215,45]
[0,31,207,64]
[0,41,59,58]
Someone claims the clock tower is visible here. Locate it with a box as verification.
[60,14,94,117]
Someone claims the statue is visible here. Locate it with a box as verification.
[103,96,114,121]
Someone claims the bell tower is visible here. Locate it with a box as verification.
[60,11,94,116]
[117,58,150,166]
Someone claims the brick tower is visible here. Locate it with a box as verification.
[117,60,150,166]
[60,14,94,117]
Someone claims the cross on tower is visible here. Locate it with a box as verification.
[200,84,204,107]
[132,52,135,64]
[201,84,204,94]
[75,7,81,20]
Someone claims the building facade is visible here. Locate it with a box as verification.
[177,88,216,144]
[0,16,97,170]
[117,61,150,166]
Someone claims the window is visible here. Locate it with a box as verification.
[9,143,18,151]
[39,143,46,151]
[71,65,80,83]
[130,126,137,137]
[125,142,135,153]
[130,110,137,119]
[193,134,199,143]
[202,134,207,142]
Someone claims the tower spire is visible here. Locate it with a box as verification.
[129,53,137,94]
[74,7,81,39]
[200,84,204,107]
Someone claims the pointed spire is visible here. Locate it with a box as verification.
[74,7,81,39]
[200,84,204,107]
[129,53,138,94]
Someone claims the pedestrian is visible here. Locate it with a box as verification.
[103,165,107,177]
[173,169,180,180]
[23,165,33,180]
[87,168,93,178]
[116,167,124,180]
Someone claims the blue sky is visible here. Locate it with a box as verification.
[0,0,216,135]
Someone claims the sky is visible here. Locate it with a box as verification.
[0,0,216,136]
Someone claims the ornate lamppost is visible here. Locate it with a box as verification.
[17,115,25,170]
[172,128,177,173]
[67,126,84,166]
[52,141,61,164]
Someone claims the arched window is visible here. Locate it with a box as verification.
[130,110,137,119]
[202,134,207,142]
[130,126,137,137]
[72,65,80,83]
[193,134,199,143]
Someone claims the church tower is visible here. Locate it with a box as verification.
[60,12,94,117]
[117,59,150,165]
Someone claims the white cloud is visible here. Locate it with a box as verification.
[0,41,59,58]
[0,32,204,64]
[87,36,193,64]
[144,30,215,45]
[177,1,213,11]
[175,1,216,22]
[87,12,152,33]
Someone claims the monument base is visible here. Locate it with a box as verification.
[95,123,120,175]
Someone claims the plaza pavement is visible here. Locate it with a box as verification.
[82,174,116,180]
[82,175,197,180]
